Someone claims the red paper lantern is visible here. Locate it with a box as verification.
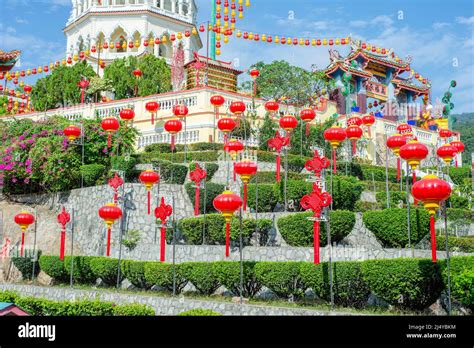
[264,101,279,114]
[101,117,120,148]
[249,69,260,79]
[397,123,413,138]
[14,212,35,257]
[400,140,429,204]
[234,160,258,211]
[98,204,122,257]
[362,114,376,136]
[23,85,32,93]
[346,125,363,155]
[229,101,246,115]
[64,125,81,142]
[412,175,451,262]
[119,108,135,122]
[387,134,407,181]
[347,116,362,127]
[146,101,159,125]
[164,119,183,151]
[438,128,452,141]
[173,104,189,118]
[437,144,457,165]
[139,170,160,215]
[211,95,225,120]
[218,118,236,143]
[213,191,243,257]
[450,141,465,167]
[324,126,347,174]
[300,109,316,136]
[279,115,298,138]
[133,68,142,78]
[224,139,244,160]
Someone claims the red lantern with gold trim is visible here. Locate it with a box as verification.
[438,128,452,142]
[98,204,122,257]
[346,125,363,156]
[218,118,236,143]
[362,114,376,137]
[400,140,429,204]
[211,95,225,120]
[235,160,258,211]
[101,117,120,148]
[164,119,183,151]
[14,212,35,257]
[437,144,457,165]
[64,125,81,142]
[173,104,189,119]
[119,108,135,123]
[324,126,347,174]
[146,102,159,125]
[387,134,407,181]
[264,100,279,117]
[300,109,316,136]
[279,115,298,145]
[450,141,465,167]
[213,191,243,257]
[139,170,160,215]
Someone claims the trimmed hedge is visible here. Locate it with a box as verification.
[121,260,153,289]
[255,262,306,299]
[354,201,382,212]
[446,208,474,222]
[64,256,96,284]
[144,263,188,294]
[144,143,184,153]
[442,256,474,309]
[151,159,188,185]
[184,182,225,214]
[245,183,279,212]
[436,236,474,253]
[180,262,220,295]
[213,261,262,298]
[277,211,356,247]
[12,254,41,280]
[38,256,69,283]
[449,166,471,186]
[362,208,430,248]
[249,171,305,184]
[361,258,443,309]
[179,309,222,316]
[189,142,222,151]
[90,257,123,286]
[80,164,106,187]
[447,195,469,209]
[375,191,407,206]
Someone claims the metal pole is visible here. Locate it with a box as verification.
[172,194,177,296]
[325,207,334,309]
[330,168,334,211]
[239,208,244,305]
[406,164,412,252]
[81,128,85,188]
[116,182,126,289]
[31,208,38,281]
[184,118,187,164]
[444,167,452,315]
[385,145,390,208]
[255,173,259,244]
[284,146,288,212]
[70,208,75,288]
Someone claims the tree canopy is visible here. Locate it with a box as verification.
[104,54,172,99]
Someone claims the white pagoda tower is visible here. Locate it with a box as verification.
[64,0,203,69]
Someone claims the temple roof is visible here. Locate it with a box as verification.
[324,60,373,79]
[346,49,410,71]
[0,50,21,72]
[184,54,243,75]
[392,78,430,95]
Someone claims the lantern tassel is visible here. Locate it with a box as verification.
[107,133,112,148]
[313,220,320,265]
[396,158,401,181]
[225,222,230,258]
[171,135,175,152]
[276,154,281,182]
[333,148,337,174]
[160,227,166,262]
[352,140,356,156]
[430,215,436,263]
[224,133,228,144]
[147,190,151,215]
[20,232,25,257]
[455,157,458,168]
[243,182,248,212]
[60,229,66,261]
[194,186,200,216]
[305,123,311,137]
[367,126,371,138]
[215,107,219,121]
[233,162,236,182]
[114,191,118,205]
[106,227,111,257]
[151,112,154,125]
[412,171,418,206]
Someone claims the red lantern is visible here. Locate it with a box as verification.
[264,101,279,116]
[98,204,122,257]
[346,125,363,155]
[362,114,376,137]
[14,212,35,257]
[300,109,316,136]
[249,69,260,79]
[450,141,465,167]
[387,134,407,181]
[91,45,97,53]
[164,119,183,151]
[347,116,362,127]
[133,68,142,78]
[224,139,244,181]
[437,144,457,165]
[213,191,243,257]
[211,95,225,120]
[101,117,119,148]
[412,175,451,262]
[218,118,236,143]
[229,101,246,115]
[189,163,207,216]
[23,85,32,94]
[173,104,189,118]
[235,160,258,211]
[400,140,429,204]
[249,69,260,96]
[154,197,173,262]
[146,101,159,125]
[279,115,298,145]
[64,125,81,142]
[139,170,160,215]
[324,126,347,174]
[438,128,452,142]
[119,108,135,122]
[56,207,70,261]
[397,123,413,138]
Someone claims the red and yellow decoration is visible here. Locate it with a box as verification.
[14,212,35,257]
[323,126,347,174]
[164,119,183,152]
[234,160,258,211]
[63,125,81,142]
[101,117,120,148]
[154,197,173,263]
[98,204,122,257]
[139,170,160,216]
[386,134,407,181]
[145,102,159,125]
[213,190,243,257]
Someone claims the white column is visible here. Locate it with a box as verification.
[171,0,176,13]
[178,0,183,15]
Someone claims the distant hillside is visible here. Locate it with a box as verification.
[452,113,473,164]
[452,113,474,124]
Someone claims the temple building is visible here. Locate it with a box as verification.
[64,0,203,71]
[0,50,21,73]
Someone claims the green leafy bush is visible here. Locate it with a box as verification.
[185,182,225,214]
[12,252,41,280]
[64,256,96,284]
[121,260,153,289]
[300,261,370,308]
[112,303,155,316]
[0,290,19,303]
[361,180,400,192]
[360,164,398,183]
[361,258,443,309]
[180,262,220,295]
[110,155,137,180]
[335,161,363,179]
[213,261,262,298]
[331,176,364,211]
[178,309,222,316]
[151,159,188,185]
[447,195,469,209]
[249,171,305,184]
[446,208,474,222]
[245,183,279,212]
[90,257,123,286]
[277,211,355,247]
[38,256,69,283]
[449,166,471,186]
[80,164,106,187]
[362,208,430,248]
[450,269,474,309]
[150,151,219,163]
[376,191,407,206]
[436,236,474,253]
[254,262,306,299]
[144,263,188,294]
[189,142,222,151]
[189,162,219,181]
[354,201,382,212]
[144,143,184,153]
[274,180,312,211]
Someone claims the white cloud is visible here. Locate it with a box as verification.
[15,18,29,25]
[456,16,474,25]
[349,20,368,28]
[432,22,450,30]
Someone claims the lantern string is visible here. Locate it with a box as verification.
[430,215,437,263]
[147,191,151,215]
[243,183,248,212]
[160,227,166,262]
[20,232,25,257]
[276,154,281,182]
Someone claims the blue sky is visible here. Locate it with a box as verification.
[1,0,473,112]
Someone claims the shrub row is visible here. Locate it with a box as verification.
[0,290,154,316]
[39,256,473,310]
[375,191,407,206]
[436,235,474,253]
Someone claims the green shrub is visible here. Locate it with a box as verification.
[447,195,469,209]
[151,159,188,185]
[151,151,219,163]
[189,142,222,151]
[362,208,430,248]
[300,261,370,308]
[178,309,222,316]
[144,143,184,153]
[0,290,19,303]
[446,208,474,222]
[360,164,398,183]
[254,262,306,299]
[249,171,305,184]
[436,236,474,253]
[180,262,220,295]
[64,256,96,284]
[354,201,382,212]
[12,252,41,280]
[90,257,123,286]
[112,303,155,316]
[256,151,308,172]
[277,211,356,247]
[213,261,262,298]
[449,166,471,186]
[335,161,363,179]
[121,260,153,289]
[361,258,443,309]
[376,191,407,206]
[450,269,474,309]
[144,263,188,294]
[189,162,219,181]
[274,180,312,211]
[361,180,400,192]
[245,183,279,212]
[38,256,69,283]
[80,164,106,187]
[185,182,225,214]
[331,176,364,211]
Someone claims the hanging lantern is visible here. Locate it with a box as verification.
[264,100,279,117]
[189,163,207,216]
[14,212,35,257]
[101,117,120,148]
[56,207,70,261]
[300,109,316,136]
[249,68,260,96]
[218,118,236,143]
[397,123,413,139]
[387,134,407,181]
[154,197,173,262]
[23,85,32,94]
[119,108,135,123]
[362,114,376,137]
[346,125,363,156]
[439,128,452,142]
[229,101,246,115]
[412,175,451,262]
[98,204,122,257]
[437,144,457,165]
[173,104,189,119]
[213,191,243,257]
[224,139,244,181]
[324,126,347,174]
[210,95,225,120]
[347,116,362,127]
[133,68,142,78]
[145,101,159,125]
[400,140,429,204]
[235,160,258,211]
[139,170,160,215]
[279,115,298,146]
[450,141,465,168]
[164,119,183,151]
[64,125,81,142]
